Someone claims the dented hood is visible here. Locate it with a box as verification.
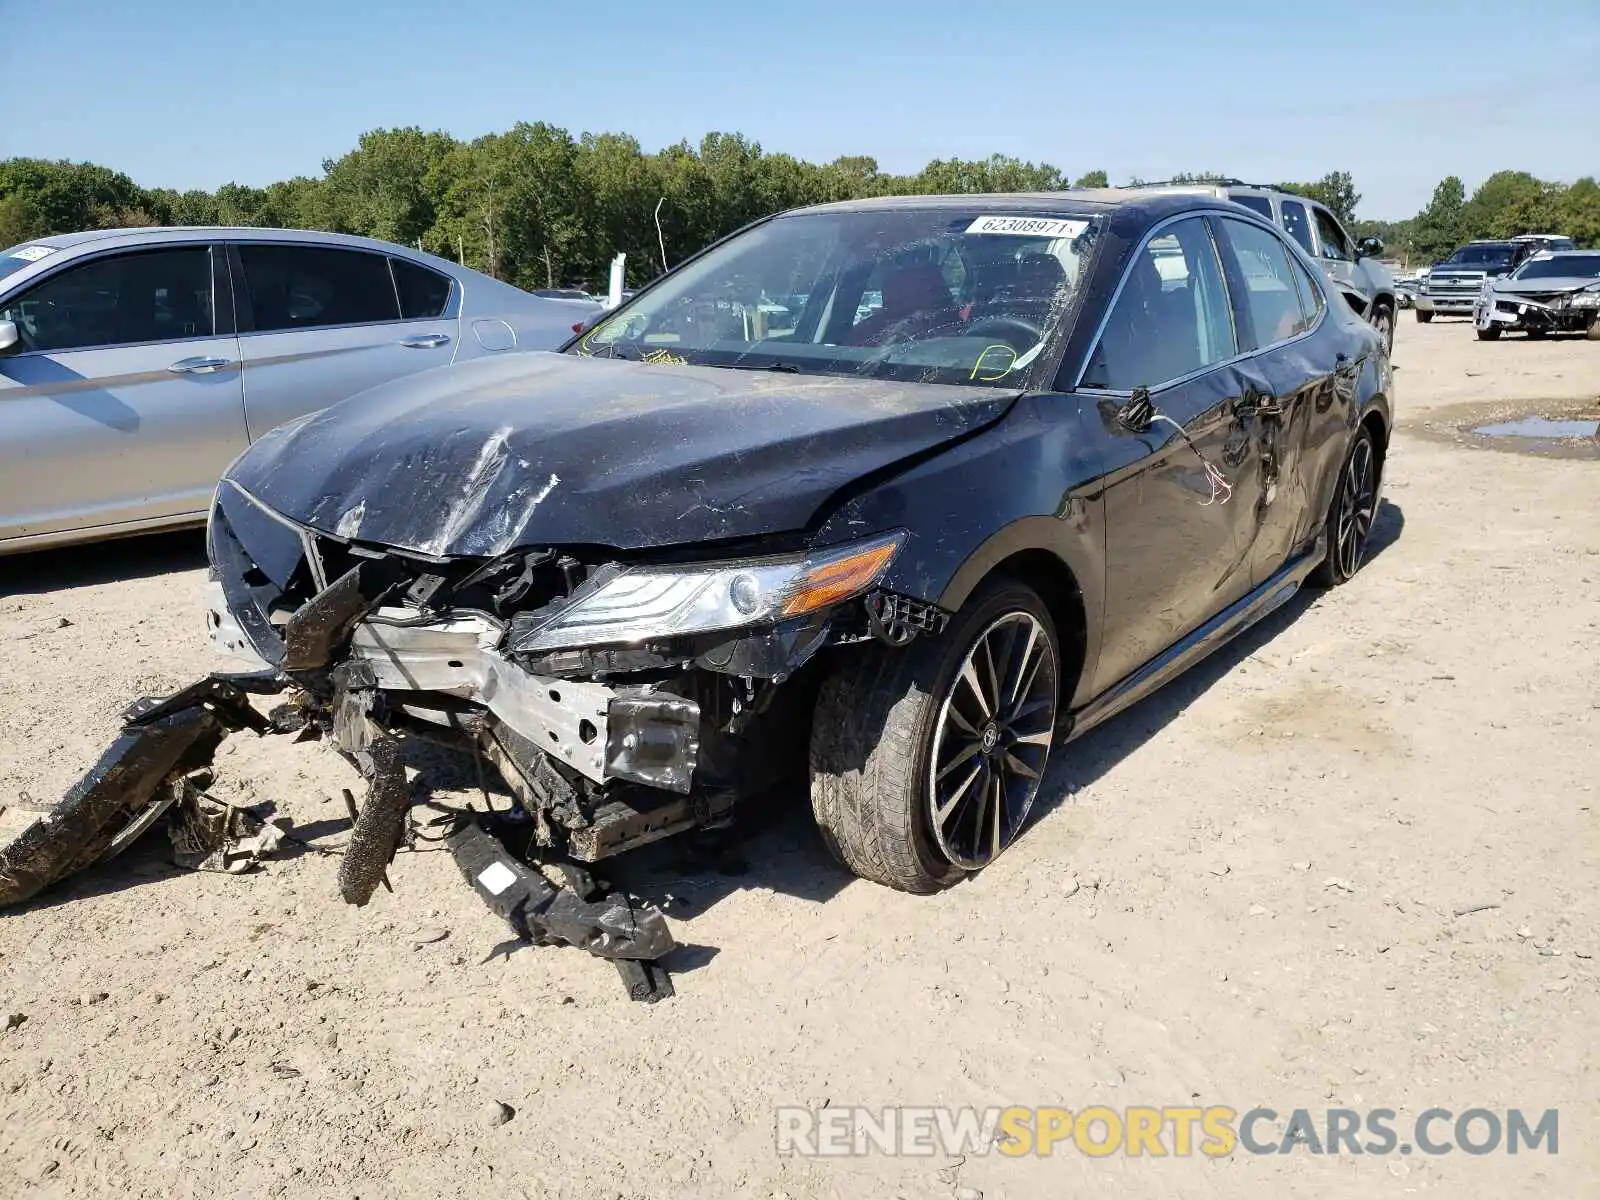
[225,352,1021,557]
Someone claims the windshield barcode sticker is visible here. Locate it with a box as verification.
[965,216,1090,239]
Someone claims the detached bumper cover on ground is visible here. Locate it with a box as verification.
[0,677,271,906]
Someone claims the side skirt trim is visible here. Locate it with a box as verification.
[1064,533,1325,742]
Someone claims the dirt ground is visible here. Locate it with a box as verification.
[1,319,1596,1199]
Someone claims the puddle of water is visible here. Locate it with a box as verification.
[1471,416,1599,439]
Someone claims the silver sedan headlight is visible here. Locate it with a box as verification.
[512,531,906,653]
[1570,289,1600,308]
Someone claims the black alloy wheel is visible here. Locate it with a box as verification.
[810,578,1062,893]
[1312,427,1378,587]
[926,610,1058,869]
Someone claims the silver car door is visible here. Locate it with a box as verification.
[0,243,246,545]
[231,243,458,439]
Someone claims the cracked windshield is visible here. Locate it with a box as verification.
[574,209,1100,386]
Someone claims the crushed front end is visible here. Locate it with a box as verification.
[1474,283,1600,336]
[188,479,940,989]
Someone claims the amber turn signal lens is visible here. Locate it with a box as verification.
[780,541,901,617]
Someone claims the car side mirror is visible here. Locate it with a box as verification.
[0,320,18,354]
[1356,236,1383,259]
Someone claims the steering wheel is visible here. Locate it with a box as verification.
[964,316,1044,350]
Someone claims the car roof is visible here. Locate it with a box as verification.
[789,188,1233,222]
[17,226,434,258]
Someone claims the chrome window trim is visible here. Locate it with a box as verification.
[1072,210,1327,396]
[0,242,222,360]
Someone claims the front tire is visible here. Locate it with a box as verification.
[1415,309,1433,324]
[1476,327,1501,341]
[810,578,1060,893]
[1309,427,1378,588]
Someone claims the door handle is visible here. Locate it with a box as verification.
[398,333,450,349]
[167,356,234,374]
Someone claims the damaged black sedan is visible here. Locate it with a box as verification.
[5,191,1390,966]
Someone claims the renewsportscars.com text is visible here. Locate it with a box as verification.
[775,1105,1559,1159]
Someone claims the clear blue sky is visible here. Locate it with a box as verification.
[4,0,1597,220]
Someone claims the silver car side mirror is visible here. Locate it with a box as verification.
[0,319,17,353]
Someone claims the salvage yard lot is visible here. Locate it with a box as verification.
[2,322,1596,1199]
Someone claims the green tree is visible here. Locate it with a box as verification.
[1461,170,1559,239]
[0,159,146,233]
[0,192,47,246]
[322,127,457,245]
[1277,170,1361,226]
[1411,176,1466,262]
[1558,177,1600,248]
[1072,170,1109,189]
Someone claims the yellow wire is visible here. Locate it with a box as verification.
[971,343,1017,381]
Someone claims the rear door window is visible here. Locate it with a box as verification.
[238,245,400,332]
[1279,201,1315,256]
[391,258,453,319]
[1219,218,1313,350]
[0,246,214,353]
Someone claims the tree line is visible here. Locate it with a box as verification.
[1,125,1595,290]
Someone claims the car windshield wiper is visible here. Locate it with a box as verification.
[720,360,801,373]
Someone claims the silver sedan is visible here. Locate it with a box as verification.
[0,227,600,553]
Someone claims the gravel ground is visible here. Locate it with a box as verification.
[1,319,1596,1199]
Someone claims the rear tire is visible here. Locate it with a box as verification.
[1309,427,1378,588]
[1476,327,1501,341]
[1415,309,1433,324]
[1587,316,1600,341]
[810,578,1060,893]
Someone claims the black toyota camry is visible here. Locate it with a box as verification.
[7,190,1391,933]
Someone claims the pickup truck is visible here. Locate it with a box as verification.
[1415,240,1532,322]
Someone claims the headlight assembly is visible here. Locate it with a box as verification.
[1570,289,1600,308]
[510,531,907,653]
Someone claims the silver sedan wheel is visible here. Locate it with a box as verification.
[927,612,1058,870]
